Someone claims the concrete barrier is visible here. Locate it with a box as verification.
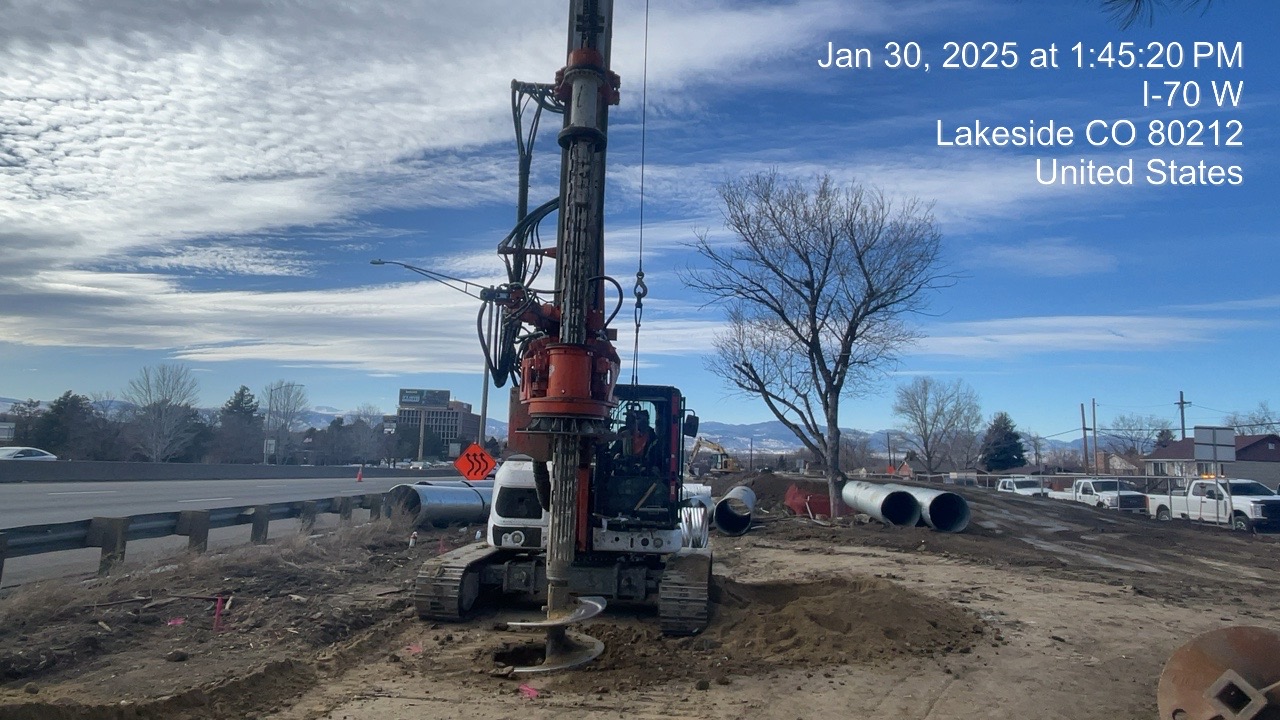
[0,461,449,484]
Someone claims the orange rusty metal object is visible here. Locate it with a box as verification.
[1157,625,1280,720]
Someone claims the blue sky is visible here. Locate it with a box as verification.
[0,0,1274,441]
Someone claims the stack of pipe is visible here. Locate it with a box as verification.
[840,481,970,533]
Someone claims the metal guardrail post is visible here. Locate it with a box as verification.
[299,501,319,532]
[249,505,271,543]
[176,510,211,553]
[337,496,353,522]
[87,517,130,576]
[366,494,382,520]
[0,532,7,586]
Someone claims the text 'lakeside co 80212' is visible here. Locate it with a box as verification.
[936,119,1243,149]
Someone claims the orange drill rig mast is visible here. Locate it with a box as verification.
[524,0,621,663]
[414,0,709,674]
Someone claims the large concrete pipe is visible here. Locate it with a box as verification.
[841,481,921,527]
[713,485,756,536]
[884,484,971,533]
[387,483,493,528]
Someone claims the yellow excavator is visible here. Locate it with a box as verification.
[686,437,742,475]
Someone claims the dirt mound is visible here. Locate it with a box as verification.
[484,573,982,693]
[706,576,981,662]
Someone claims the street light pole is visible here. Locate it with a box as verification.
[370,258,495,454]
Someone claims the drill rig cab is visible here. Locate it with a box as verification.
[414,383,711,636]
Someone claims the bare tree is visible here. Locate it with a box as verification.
[1022,431,1046,466]
[1102,413,1173,459]
[1101,0,1215,28]
[122,364,200,462]
[942,427,984,473]
[683,171,948,513]
[263,381,309,463]
[839,434,875,474]
[350,403,384,426]
[1045,447,1085,472]
[892,377,982,473]
[1223,402,1278,435]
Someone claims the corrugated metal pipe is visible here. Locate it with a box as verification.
[883,484,971,533]
[713,485,756,536]
[679,482,713,548]
[387,482,493,528]
[841,481,921,527]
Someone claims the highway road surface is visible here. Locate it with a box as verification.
[0,470,458,588]
[0,471,454,528]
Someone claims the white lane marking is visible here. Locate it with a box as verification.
[47,491,118,496]
[178,497,234,503]
[254,485,285,489]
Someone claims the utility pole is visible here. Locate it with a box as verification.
[1080,403,1091,474]
[417,407,427,462]
[1176,391,1191,440]
[1091,398,1099,474]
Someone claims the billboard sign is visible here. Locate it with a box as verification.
[399,389,451,407]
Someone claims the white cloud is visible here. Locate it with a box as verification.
[963,237,1119,277]
[913,315,1251,359]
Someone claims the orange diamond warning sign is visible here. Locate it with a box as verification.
[454,443,496,481]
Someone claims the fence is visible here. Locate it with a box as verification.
[0,493,389,586]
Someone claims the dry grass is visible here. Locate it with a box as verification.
[0,517,410,637]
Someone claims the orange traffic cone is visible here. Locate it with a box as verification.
[356,467,364,483]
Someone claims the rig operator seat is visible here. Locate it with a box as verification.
[613,406,660,473]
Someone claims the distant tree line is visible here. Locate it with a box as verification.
[0,363,443,465]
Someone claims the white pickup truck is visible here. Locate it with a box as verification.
[1147,478,1280,531]
[996,476,1050,497]
[1046,477,1148,513]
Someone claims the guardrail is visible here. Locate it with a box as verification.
[0,493,389,586]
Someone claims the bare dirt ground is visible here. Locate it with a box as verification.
[3,471,1278,720]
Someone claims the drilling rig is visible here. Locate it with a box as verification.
[411,0,713,673]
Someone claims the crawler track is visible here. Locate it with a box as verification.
[658,549,712,636]
[413,542,498,621]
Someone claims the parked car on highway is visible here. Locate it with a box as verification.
[0,446,58,460]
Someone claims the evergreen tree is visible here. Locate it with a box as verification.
[6,399,44,446]
[212,386,263,463]
[1154,428,1176,449]
[980,412,1026,472]
[34,391,95,458]
[221,386,260,419]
